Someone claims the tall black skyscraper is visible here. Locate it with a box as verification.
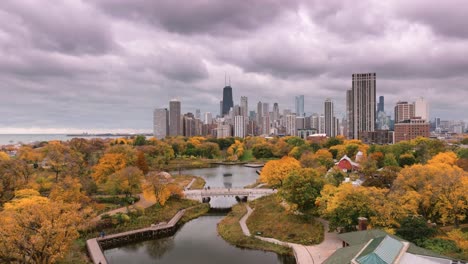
[222,86,233,116]
[378,96,384,112]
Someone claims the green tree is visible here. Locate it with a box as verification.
[280,168,324,211]
[395,216,436,244]
[383,153,399,167]
[399,153,416,167]
[252,144,274,159]
[134,135,147,146]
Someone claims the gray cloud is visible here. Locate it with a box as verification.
[0,0,467,133]
[90,0,299,36]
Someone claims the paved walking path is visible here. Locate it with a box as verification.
[185,178,197,190]
[90,194,156,224]
[240,205,341,264]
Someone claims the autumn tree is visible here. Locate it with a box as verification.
[136,151,149,175]
[198,142,220,158]
[92,153,127,184]
[260,157,301,187]
[392,152,468,227]
[43,141,84,182]
[226,140,245,161]
[279,168,324,212]
[49,176,91,207]
[142,172,180,206]
[0,190,83,263]
[317,184,376,232]
[105,167,144,197]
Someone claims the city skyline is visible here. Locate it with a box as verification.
[1,1,468,133]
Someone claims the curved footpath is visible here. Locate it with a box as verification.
[240,205,341,264]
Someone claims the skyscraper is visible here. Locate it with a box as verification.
[153,108,169,139]
[286,114,297,136]
[234,115,245,138]
[295,95,304,116]
[347,73,376,139]
[222,86,233,116]
[204,112,212,125]
[324,98,335,137]
[169,99,182,136]
[240,96,248,119]
[377,96,385,113]
[272,103,280,121]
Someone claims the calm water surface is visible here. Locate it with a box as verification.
[179,165,260,207]
[105,166,295,264]
[104,215,295,264]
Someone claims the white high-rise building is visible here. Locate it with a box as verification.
[319,114,325,134]
[286,114,297,136]
[153,108,169,139]
[234,115,245,138]
[204,112,212,125]
[324,99,335,137]
[414,97,429,121]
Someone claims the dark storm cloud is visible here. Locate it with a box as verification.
[0,0,467,133]
[90,0,299,36]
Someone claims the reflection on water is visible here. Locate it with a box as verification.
[104,166,296,264]
[105,216,295,264]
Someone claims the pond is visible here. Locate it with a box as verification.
[104,165,295,264]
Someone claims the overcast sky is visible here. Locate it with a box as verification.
[1,0,467,133]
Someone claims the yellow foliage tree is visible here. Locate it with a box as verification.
[392,158,468,227]
[0,190,83,263]
[0,151,10,161]
[226,140,245,161]
[92,153,127,184]
[260,156,301,187]
[142,173,173,206]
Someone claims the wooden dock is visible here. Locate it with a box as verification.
[87,209,186,263]
[244,163,265,168]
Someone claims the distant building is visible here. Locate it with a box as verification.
[216,124,231,138]
[222,86,233,116]
[240,96,248,119]
[394,101,415,123]
[377,95,385,112]
[169,99,182,136]
[234,116,245,138]
[153,108,169,139]
[286,114,297,136]
[295,95,304,116]
[394,118,430,143]
[204,112,212,125]
[195,109,201,120]
[360,130,394,145]
[347,73,376,139]
[325,98,335,137]
[183,113,196,137]
[414,97,429,120]
[319,114,325,134]
[296,116,305,130]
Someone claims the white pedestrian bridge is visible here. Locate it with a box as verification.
[183,188,276,202]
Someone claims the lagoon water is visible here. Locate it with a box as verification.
[104,215,295,264]
[104,166,296,264]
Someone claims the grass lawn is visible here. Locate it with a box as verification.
[248,194,323,245]
[172,174,206,189]
[218,203,292,256]
[83,197,208,239]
